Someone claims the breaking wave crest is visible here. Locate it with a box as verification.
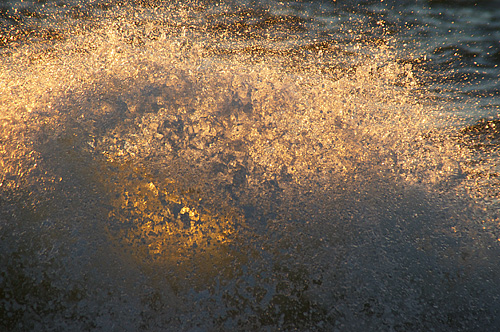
[1,1,500,331]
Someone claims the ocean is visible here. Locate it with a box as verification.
[1,0,499,330]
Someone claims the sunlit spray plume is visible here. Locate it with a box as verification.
[1,1,500,331]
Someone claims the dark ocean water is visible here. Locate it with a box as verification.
[1,0,500,331]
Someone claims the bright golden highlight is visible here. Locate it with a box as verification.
[98,159,247,287]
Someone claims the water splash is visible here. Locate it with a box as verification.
[1,1,500,330]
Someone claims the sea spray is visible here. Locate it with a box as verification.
[1,1,500,330]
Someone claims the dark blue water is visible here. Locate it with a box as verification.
[1,1,500,331]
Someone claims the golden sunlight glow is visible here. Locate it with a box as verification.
[98,159,247,286]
